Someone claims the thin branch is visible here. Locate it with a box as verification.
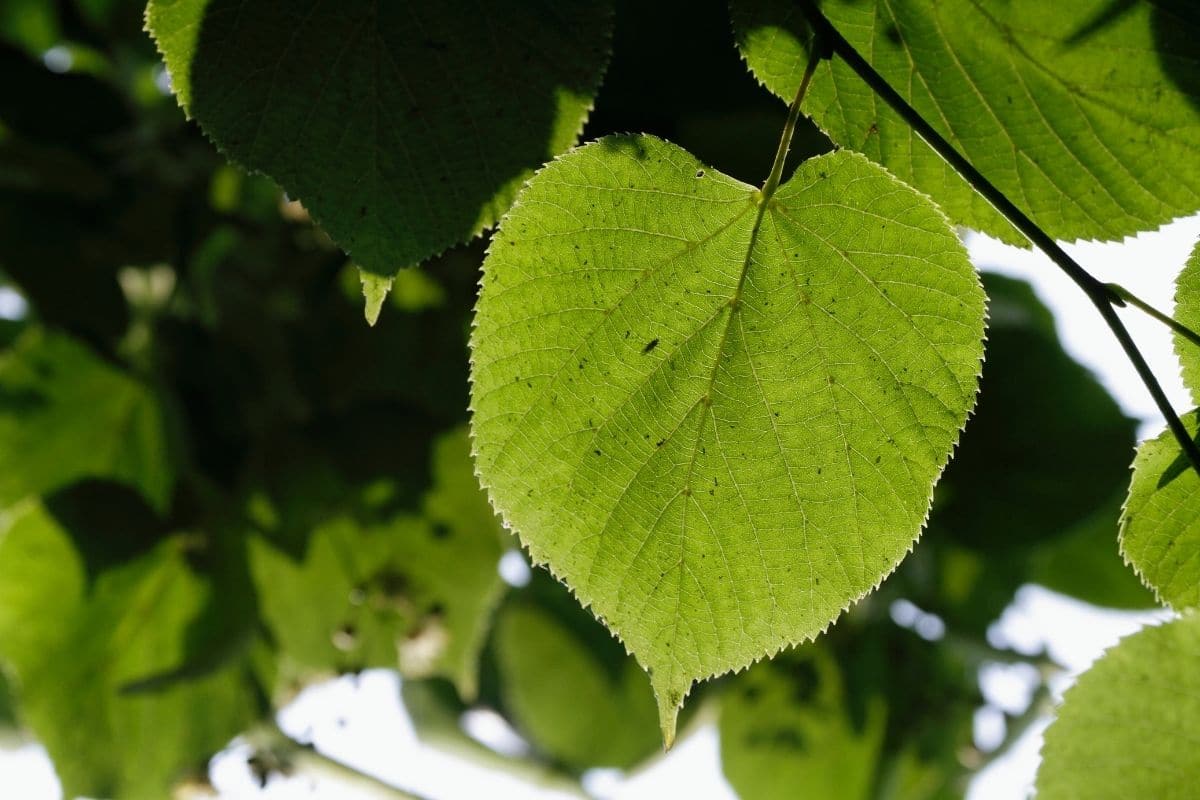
[245,723,435,800]
[761,43,823,200]
[796,0,1200,476]
[1105,282,1200,351]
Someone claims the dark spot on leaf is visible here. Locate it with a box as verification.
[643,338,659,353]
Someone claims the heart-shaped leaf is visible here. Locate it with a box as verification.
[1121,238,1200,609]
[732,0,1200,244]
[146,0,613,276]
[469,134,984,740]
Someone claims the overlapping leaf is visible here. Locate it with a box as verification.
[1037,614,1200,799]
[732,0,1200,244]
[145,0,613,277]
[0,501,257,800]
[249,429,505,697]
[0,330,174,511]
[470,134,985,739]
[1121,410,1200,608]
[719,649,885,800]
[494,591,661,770]
[1121,241,1200,609]
[407,569,672,775]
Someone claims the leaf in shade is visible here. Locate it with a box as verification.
[249,428,505,697]
[145,0,613,276]
[719,648,886,800]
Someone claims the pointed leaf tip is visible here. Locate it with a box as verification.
[652,669,688,750]
[359,269,394,327]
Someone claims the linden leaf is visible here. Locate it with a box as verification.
[1121,243,1200,609]
[469,135,984,741]
[145,0,613,275]
[1175,238,1200,403]
[1121,411,1200,609]
[719,649,886,800]
[1037,614,1200,799]
[0,501,257,800]
[0,329,174,512]
[732,0,1200,244]
[493,593,661,770]
[250,428,505,697]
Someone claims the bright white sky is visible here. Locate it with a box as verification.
[2,217,1197,800]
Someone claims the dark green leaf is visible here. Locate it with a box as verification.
[146,0,614,275]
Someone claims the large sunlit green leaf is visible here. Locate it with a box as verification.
[1121,245,1200,609]
[470,134,985,740]
[1037,613,1200,799]
[0,501,257,800]
[249,428,505,697]
[145,0,613,276]
[719,648,885,800]
[731,0,1200,244]
[0,329,174,511]
[1120,410,1200,609]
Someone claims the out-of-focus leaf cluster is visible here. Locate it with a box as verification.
[0,1,1161,798]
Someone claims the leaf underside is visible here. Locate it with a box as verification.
[469,134,985,740]
[1121,238,1200,610]
[145,0,613,275]
[732,0,1200,244]
[1037,613,1200,799]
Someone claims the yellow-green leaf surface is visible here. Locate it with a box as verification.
[1175,238,1200,404]
[469,135,985,740]
[1037,614,1200,799]
[1121,409,1200,609]
[0,501,256,800]
[1121,244,1200,609]
[719,650,886,800]
[145,0,612,276]
[0,329,173,511]
[732,0,1200,244]
[250,429,505,697]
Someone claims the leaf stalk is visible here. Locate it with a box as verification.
[761,41,822,201]
[1105,282,1200,352]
